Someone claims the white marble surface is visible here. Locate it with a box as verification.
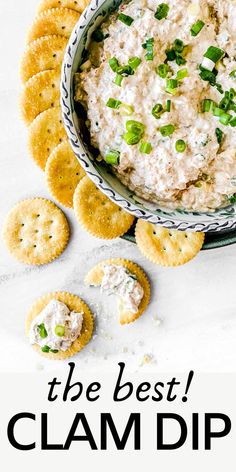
[0,0,236,373]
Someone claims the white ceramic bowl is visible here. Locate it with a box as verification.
[61,0,236,232]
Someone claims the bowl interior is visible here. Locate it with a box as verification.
[61,0,236,232]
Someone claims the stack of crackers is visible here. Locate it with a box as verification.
[3,0,205,269]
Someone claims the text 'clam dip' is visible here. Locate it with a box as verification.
[75,0,236,212]
[101,264,144,313]
[29,300,84,353]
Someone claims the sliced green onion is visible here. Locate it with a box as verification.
[106,98,122,109]
[37,323,48,339]
[50,349,59,354]
[165,87,178,95]
[139,142,152,154]
[173,39,185,53]
[213,106,222,117]
[118,13,134,26]
[175,139,186,152]
[109,57,119,72]
[204,46,225,63]
[41,345,50,353]
[219,112,232,125]
[166,78,178,89]
[219,91,231,111]
[191,20,205,37]
[176,68,189,80]
[165,48,176,62]
[215,128,223,144]
[54,325,65,337]
[166,99,171,112]
[230,117,236,127]
[142,38,154,61]
[228,194,236,204]
[152,103,164,119]
[126,120,145,134]
[160,124,175,137]
[199,68,217,85]
[117,65,134,76]
[114,74,123,86]
[156,63,171,78]
[154,3,169,20]
[128,56,141,70]
[176,55,186,66]
[119,103,134,115]
[105,150,120,164]
[229,88,236,100]
[230,70,236,79]
[123,132,141,145]
[202,99,213,112]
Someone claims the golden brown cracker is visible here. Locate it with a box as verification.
[73,176,134,239]
[45,140,86,207]
[20,69,61,125]
[20,35,67,83]
[37,0,89,14]
[28,106,67,170]
[25,291,93,360]
[27,8,80,44]
[135,220,205,267]
[3,198,69,265]
[85,258,150,324]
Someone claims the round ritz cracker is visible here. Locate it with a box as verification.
[27,8,80,44]
[28,106,67,170]
[135,220,205,267]
[20,35,68,83]
[20,69,61,125]
[25,291,94,360]
[2,198,69,265]
[37,0,89,14]
[46,140,86,207]
[73,176,134,239]
[85,258,150,325]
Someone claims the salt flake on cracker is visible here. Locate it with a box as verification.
[73,176,134,239]
[27,7,80,44]
[20,69,61,125]
[85,259,150,325]
[135,220,205,267]
[46,140,86,207]
[3,198,69,265]
[25,291,93,360]
[28,106,67,170]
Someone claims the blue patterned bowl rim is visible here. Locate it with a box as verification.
[60,0,236,233]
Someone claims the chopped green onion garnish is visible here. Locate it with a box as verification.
[128,56,141,70]
[105,150,120,165]
[142,37,154,61]
[165,48,176,62]
[166,79,178,89]
[54,325,65,337]
[123,132,141,145]
[41,345,50,353]
[199,67,217,86]
[204,46,225,63]
[175,139,186,152]
[176,68,189,80]
[160,124,175,137]
[106,98,122,109]
[117,65,134,76]
[202,99,213,112]
[166,99,171,112]
[191,20,205,37]
[230,117,236,127]
[126,120,145,134]
[119,103,134,115]
[109,57,119,72]
[139,142,152,154]
[228,194,236,204]
[114,74,123,86]
[156,63,171,78]
[91,28,109,42]
[152,103,164,119]
[176,56,186,66]
[118,13,134,26]
[37,323,48,339]
[50,349,59,354]
[173,39,185,53]
[215,128,223,144]
[230,70,236,79]
[219,112,232,125]
[154,3,169,20]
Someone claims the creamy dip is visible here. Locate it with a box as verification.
[101,264,144,313]
[29,300,83,352]
[75,0,236,212]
